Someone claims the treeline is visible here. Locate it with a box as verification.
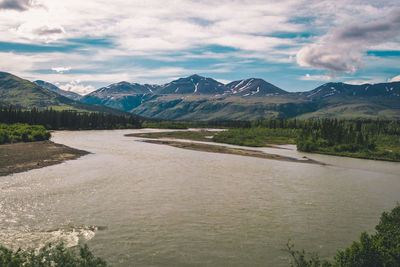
[295,119,400,161]
[0,106,142,130]
[288,204,400,267]
[213,127,298,146]
[296,120,377,152]
[213,118,400,161]
[0,123,50,144]
[142,119,251,129]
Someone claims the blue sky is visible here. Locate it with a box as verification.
[0,0,399,94]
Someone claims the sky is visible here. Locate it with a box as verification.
[0,0,399,94]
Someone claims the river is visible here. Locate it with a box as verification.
[1,129,399,266]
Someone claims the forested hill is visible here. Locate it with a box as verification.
[0,72,130,115]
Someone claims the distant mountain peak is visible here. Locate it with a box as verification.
[225,78,287,96]
[156,74,224,95]
[33,80,81,101]
[188,74,202,78]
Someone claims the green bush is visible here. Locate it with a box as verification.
[0,243,108,267]
[288,205,400,267]
[0,123,51,144]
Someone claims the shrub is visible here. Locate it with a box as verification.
[288,205,400,267]
[0,124,51,144]
[0,243,108,267]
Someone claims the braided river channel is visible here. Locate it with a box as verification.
[1,129,400,266]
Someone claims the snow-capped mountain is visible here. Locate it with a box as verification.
[225,78,288,97]
[156,74,225,95]
[304,82,400,99]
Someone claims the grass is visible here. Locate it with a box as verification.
[128,128,296,147]
[213,128,298,146]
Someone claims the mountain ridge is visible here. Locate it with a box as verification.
[0,71,133,115]
[2,71,400,120]
[34,80,82,101]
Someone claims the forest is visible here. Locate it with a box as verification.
[213,118,400,161]
[0,106,142,130]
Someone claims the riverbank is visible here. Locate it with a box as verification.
[136,127,400,162]
[0,141,89,176]
[125,130,218,142]
[141,139,326,165]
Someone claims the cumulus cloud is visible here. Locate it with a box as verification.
[297,8,400,75]
[0,0,399,89]
[59,81,95,95]
[51,67,71,73]
[0,0,38,11]
[389,75,400,82]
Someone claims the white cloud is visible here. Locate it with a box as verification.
[296,7,400,75]
[51,66,71,73]
[15,22,65,42]
[389,75,400,82]
[0,0,399,88]
[300,73,331,81]
[215,79,232,84]
[59,81,94,95]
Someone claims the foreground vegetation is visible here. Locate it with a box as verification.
[213,119,400,161]
[0,243,108,266]
[2,205,398,266]
[0,123,50,144]
[0,106,142,130]
[288,204,400,267]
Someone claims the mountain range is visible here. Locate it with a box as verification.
[1,71,399,120]
[0,72,130,115]
[78,74,400,120]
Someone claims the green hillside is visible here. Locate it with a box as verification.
[0,72,129,115]
[130,94,400,120]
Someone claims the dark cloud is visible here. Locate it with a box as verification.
[335,10,400,42]
[0,0,32,11]
[0,0,43,11]
[33,26,64,36]
[297,8,400,75]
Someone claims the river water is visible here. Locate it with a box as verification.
[1,129,399,266]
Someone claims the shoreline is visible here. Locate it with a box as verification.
[0,141,89,176]
[141,139,326,165]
